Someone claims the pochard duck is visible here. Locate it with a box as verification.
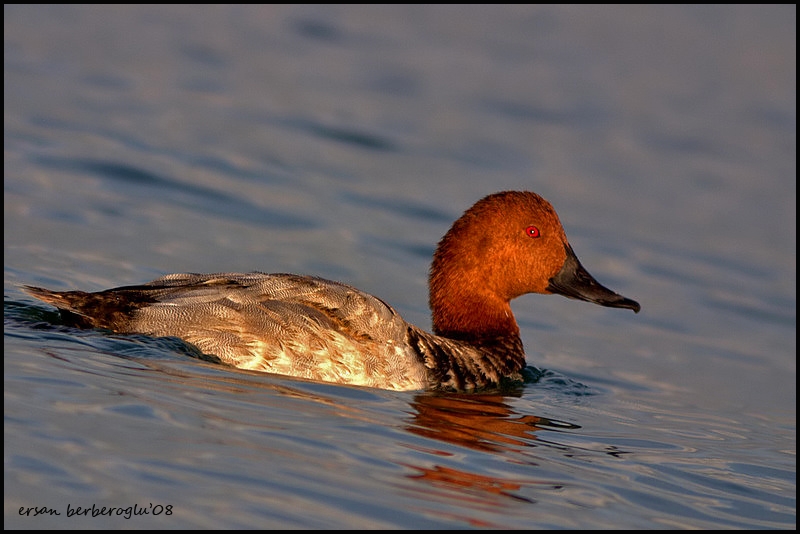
[25,191,639,392]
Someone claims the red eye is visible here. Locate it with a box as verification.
[525,226,540,238]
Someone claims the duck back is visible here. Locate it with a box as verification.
[27,273,432,390]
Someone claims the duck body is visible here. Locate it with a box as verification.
[25,272,527,391]
[25,191,640,392]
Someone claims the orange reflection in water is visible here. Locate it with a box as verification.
[407,392,578,453]
[397,392,580,519]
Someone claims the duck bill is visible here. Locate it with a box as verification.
[546,244,640,313]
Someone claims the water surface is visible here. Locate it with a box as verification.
[4,5,795,529]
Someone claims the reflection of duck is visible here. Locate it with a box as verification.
[405,464,536,511]
[407,392,579,453]
[25,191,639,392]
[400,393,581,514]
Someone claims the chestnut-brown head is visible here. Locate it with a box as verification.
[429,191,639,340]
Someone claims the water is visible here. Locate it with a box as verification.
[4,5,795,529]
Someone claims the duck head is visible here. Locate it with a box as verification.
[429,191,640,340]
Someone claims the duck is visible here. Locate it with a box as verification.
[25,191,640,392]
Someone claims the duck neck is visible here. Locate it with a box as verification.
[431,291,521,343]
[424,254,527,390]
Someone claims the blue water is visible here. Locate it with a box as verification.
[4,5,795,529]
